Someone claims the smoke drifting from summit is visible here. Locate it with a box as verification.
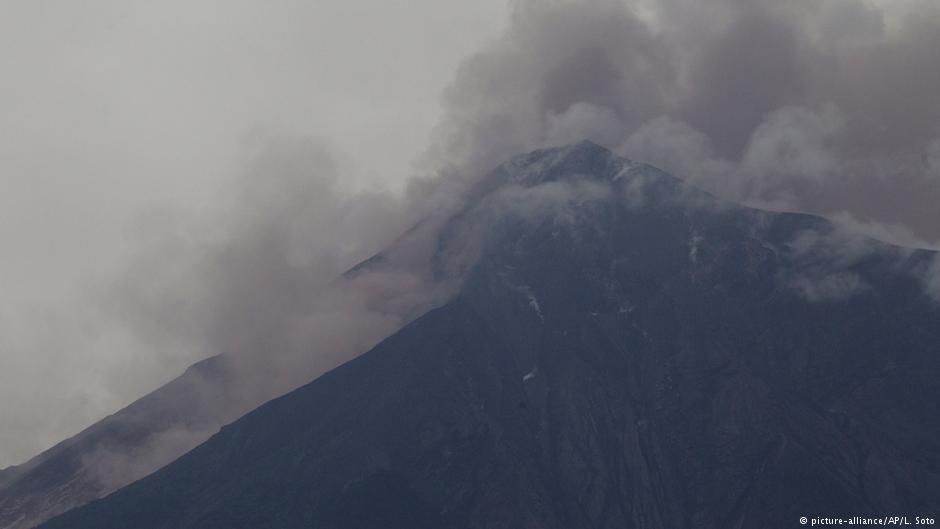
[429,0,940,244]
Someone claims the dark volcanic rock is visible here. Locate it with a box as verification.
[39,142,940,528]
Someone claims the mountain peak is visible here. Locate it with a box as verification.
[501,140,621,185]
[557,138,613,158]
[498,140,676,195]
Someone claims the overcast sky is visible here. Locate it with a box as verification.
[0,0,506,468]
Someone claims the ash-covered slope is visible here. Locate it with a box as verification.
[42,142,940,528]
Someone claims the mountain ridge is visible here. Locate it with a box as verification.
[0,355,251,529]
[36,141,940,528]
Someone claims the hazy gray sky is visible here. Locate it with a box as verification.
[0,0,505,467]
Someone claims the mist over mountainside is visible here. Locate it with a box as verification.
[0,357,246,529]
[38,142,940,529]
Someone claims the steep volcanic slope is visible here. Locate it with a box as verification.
[0,356,251,529]
[41,142,940,528]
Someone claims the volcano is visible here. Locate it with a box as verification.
[27,141,940,528]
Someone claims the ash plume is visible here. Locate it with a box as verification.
[429,0,940,244]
